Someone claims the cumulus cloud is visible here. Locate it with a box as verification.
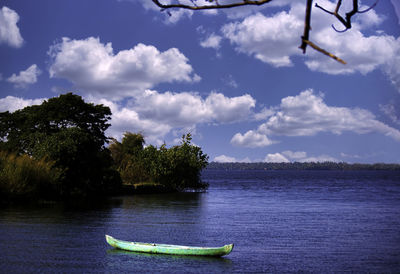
[48,37,200,100]
[0,6,23,48]
[214,155,237,163]
[0,96,45,112]
[264,153,290,163]
[231,130,274,148]
[214,150,337,163]
[259,90,400,140]
[7,64,41,88]
[136,90,255,125]
[200,33,222,50]
[213,154,251,163]
[88,89,256,143]
[264,150,337,163]
[222,11,302,67]
[232,89,400,148]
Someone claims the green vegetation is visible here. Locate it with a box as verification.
[207,162,400,171]
[0,93,209,202]
[110,132,209,192]
[0,93,121,200]
[0,152,62,200]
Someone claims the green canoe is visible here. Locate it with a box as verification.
[105,235,234,257]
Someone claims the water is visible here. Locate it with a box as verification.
[1,170,400,273]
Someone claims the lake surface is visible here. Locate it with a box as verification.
[1,170,400,273]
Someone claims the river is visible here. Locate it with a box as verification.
[1,170,399,272]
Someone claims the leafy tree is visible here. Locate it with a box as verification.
[109,133,150,185]
[154,134,209,190]
[110,132,209,191]
[0,93,121,198]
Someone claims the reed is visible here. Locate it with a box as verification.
[0,151,62,199]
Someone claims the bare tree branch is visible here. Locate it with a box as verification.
[302,39,346,64]
[315,0,379,32]
[152,0,273,10]
[151,0,379,65]
[300,0,313,54]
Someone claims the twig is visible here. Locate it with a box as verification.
[302,39,347,64]
[315,0,379,33]
[151,0,273,10]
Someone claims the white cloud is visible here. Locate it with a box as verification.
[222,11,302,67]
[259,90,400,140]
[213,154,251,163]
[0,96,45,112]
[253,107,274,121]
[88,89,256,144]
[264,150,337,163]
[231,130,274,148]
[48,37,200,100]
[214,155,237,163]
[200,33,222,49]
[232,89,400,148]
[264,153,289,163]
[136,90,255,125]
[0,6,23,48]
[7,64,41,89]
[380,101,400,125]
[382,45,400,92]
[306,30,400,76]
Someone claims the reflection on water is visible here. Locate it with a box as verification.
[107,248,233,263]
[0,170,400,272]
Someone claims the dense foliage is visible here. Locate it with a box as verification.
[207,162,400,171]
[110,133,209,191]
[0,92,210,200]
[0,152,62,200]
[0,93,121,199]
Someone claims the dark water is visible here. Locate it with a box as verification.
[1,170,400,273]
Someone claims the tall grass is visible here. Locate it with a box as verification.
[0,151,62,200]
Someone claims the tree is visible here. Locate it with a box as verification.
[151,0,379,64]
[155,133,209,190]
[0,93,121,198]
[109,133,150,185]
[109,132,209,191]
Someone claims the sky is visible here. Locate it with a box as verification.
[0,0,399,164]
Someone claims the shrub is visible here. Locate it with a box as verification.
[0,151,63,200]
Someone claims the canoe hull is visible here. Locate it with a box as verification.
[105,235,233,257]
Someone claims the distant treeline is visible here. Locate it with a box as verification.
[206,162,400,171]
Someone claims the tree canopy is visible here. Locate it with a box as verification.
[0,93,121,198]
[0,93,210,200]
[110,133,209,191]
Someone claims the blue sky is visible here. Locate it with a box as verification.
[0,0,399,163]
